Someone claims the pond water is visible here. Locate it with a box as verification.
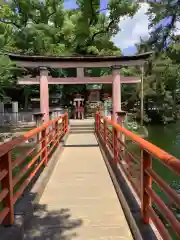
[146,122,180,187]
[146,123,180,239]
[147,121,180,158]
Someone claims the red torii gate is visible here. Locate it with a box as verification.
[6,52,151,122]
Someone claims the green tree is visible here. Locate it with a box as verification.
[148,0,180,51]
[0,54,17,98]
[0,0,138,55]
[0,0,140,105]
[136,35,180,123]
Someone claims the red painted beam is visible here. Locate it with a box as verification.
[18,76,141,85]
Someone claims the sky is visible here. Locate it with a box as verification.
[64,0,108,10]
[112,3,149,55]
[64,1,180,55]
[64,1,149,55]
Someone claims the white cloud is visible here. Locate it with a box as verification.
[175,21,180,35]
[112,3,150,50]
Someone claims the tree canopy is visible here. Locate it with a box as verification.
[148,0,180,51]
[0,0,138,55]
[0,0,139,105]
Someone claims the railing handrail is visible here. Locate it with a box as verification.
[104,117,180,174]
[0,113,68,225]
[0,136,25,158]
[24,115,63,138]
[0,114,66,158]
[95,112,180,239]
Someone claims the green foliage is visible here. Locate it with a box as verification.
[0,0,139,103]
[135,31,180,123]
[0,54,17,98]
[147,0,180,51]
[0,0,139,55]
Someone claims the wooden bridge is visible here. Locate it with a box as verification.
[0,113,179,240]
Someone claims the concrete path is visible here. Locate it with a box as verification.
[24,133,133,240]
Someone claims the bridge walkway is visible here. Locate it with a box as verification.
[24,132,133,239]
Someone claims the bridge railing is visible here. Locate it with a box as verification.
[0,113,68,225]
[95,112,180,239]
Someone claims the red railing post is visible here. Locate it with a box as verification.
[49,124,53,148]
[63,115,66,133]
[41,128,47,165]
[60,117,63,132]
[113,128,118,163]
[0,152,14,225]
[104,118,107,146]
[62,113,68,133]
[55,120,59,143]
[141,149,152,223]
[61,117,64,133]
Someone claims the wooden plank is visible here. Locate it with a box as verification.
[24,133,133,239]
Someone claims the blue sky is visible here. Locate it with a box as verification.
[64,0,108,11]
[64,1,180,55]
[64,0,147,55]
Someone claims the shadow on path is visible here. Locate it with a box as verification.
[24,204,83,240]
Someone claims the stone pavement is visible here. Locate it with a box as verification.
[24,133,133,240]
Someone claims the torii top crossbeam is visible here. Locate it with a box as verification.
[6,52,152,122]
[6,52,152,68]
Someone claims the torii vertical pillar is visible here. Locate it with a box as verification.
[40,67,49,122]
[112,66,121,122]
